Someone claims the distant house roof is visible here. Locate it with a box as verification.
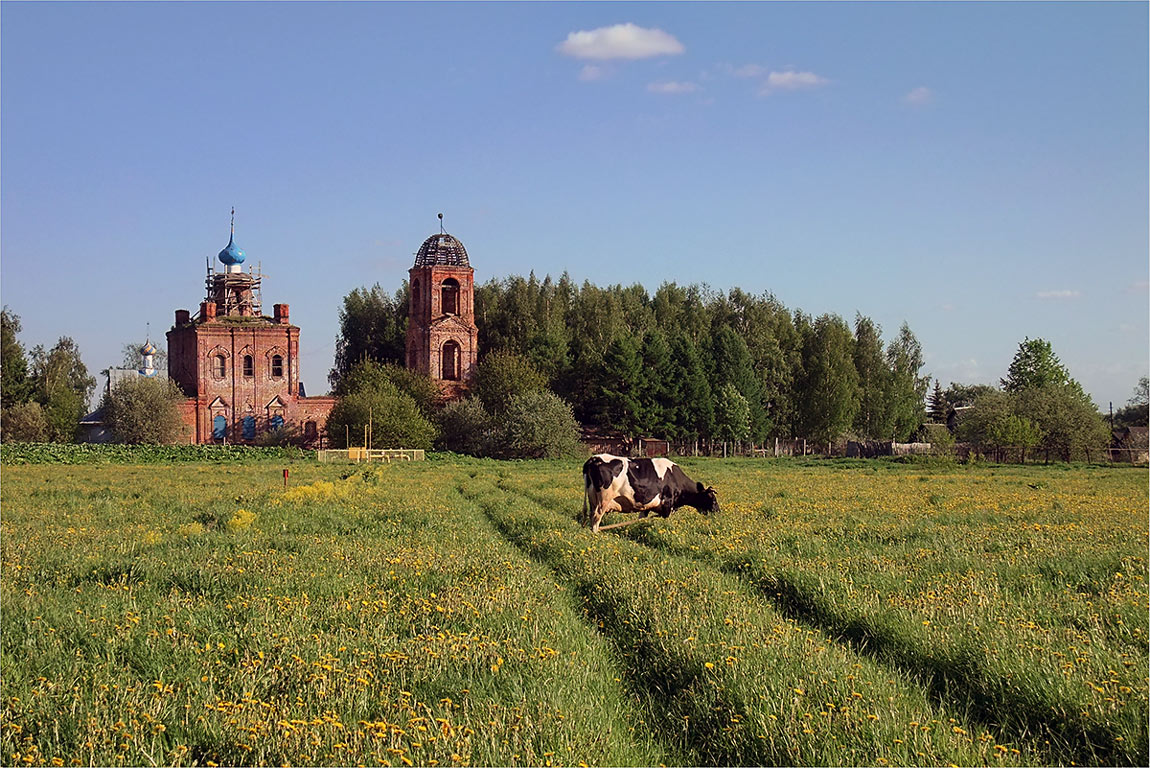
[1112,426,1149,448]
[80,406,106,426]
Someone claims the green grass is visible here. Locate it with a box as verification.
[1,458,1146,766]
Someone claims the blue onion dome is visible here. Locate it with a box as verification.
[218,232,246,266]
[140,340,158,357]
[414,233,469,267]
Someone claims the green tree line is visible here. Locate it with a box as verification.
[331,275,932,445]
[942,338,1130,462]
[2,307,97,443]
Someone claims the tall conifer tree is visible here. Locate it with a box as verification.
[708,326,767,441]
[667,331,714,441]
[637,329,674,437]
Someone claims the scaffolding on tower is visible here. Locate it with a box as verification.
[201,260,266,319]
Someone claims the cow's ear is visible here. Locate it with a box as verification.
[697,482,705,493]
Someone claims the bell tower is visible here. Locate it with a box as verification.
[405,216,478,399]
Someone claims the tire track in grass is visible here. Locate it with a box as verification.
[462,477,771,767]
[469,476,1048,767]
[725,564,1128,767]
[515,483,1126,767]
[395,473,671,768]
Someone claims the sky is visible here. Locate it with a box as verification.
[2,1,1147,410]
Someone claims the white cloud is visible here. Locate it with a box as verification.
[647,80,700,94]
[904,86,933,105]
[728,63,767,79]
[758,70,828,96]
[1036,289,1082,299]
[579,64,607,82]
[557,23,685,60]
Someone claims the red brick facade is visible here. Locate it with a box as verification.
[405,263,479,400]
[165,224,480,446]
[167,300,334,446]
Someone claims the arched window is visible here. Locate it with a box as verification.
[213,354,227,378]
[242,416,255,440]
[441,278,460,315]
[270,414,284,431]
[212,414,227,441]
[242,355,254,378]
[304,421,317,441]
[271,355,284,378]
[441,340,461,381]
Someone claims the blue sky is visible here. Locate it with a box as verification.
[2,1,1147,409]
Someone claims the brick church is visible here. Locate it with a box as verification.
[166,216,477,445]
[405,224,479,400]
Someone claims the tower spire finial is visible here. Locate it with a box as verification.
[231,207,235,238]
[438,212,444,234]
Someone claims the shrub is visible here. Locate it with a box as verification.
[472,351,547,416]
[102,376,187,444]
[334,360,438,415]
[1014,384,1109,461]
[1,401,49,443]
[497,390,584,459]
[918,422,956,454]
[0,443,308,465]
[437,397,495,456]
[325,384,438,449]
[254,423,305,447]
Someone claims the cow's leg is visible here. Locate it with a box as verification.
[590,504,608,533]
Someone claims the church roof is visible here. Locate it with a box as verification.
[218,231,246,266]
[414,233,469,268]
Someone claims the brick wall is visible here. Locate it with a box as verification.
[168,311,333,446]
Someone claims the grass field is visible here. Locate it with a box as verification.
[1,456,1146,766]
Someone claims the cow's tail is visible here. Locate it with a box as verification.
[582,457,608,527]
[581,462,591,526]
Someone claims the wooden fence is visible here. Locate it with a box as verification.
[846,441,932,458]
[669,439,810,458]
[316,448,425,463]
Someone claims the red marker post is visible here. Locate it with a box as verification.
[283,468,289,489]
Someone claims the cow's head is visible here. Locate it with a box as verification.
[696,482,720,515]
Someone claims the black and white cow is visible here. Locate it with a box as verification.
[582,453,719,533]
